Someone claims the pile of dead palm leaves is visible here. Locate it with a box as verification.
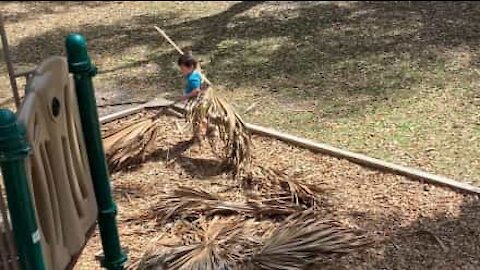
[101,89,252,175]
[130,165,371,270]
[145,186,303,225]
[133,209,370,270]
[186,87,252,176]
[102,111,163,172]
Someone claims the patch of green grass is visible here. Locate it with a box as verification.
[474,126,480,135]
[2,1,479,184]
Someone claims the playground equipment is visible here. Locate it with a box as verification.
[0,34,127,269]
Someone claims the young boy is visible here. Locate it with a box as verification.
[177,53,214,142]
[178,53,204,102]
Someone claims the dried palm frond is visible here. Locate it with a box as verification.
[126,233,183,270]
[148,186,302,224]
[242,165,324,208]
[240,219,276,246]
[280,177,324,208]
[245,211,372,270]
[102,113,161,171]
[136,212,371,270]
[136,217,247,270]
[186,88,252,176]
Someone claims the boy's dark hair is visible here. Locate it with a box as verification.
[177,53,197,69]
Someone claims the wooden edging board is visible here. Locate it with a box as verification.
[99,105,144,124]
[99,99,480,195]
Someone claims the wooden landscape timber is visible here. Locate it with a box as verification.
[99,100,480,195]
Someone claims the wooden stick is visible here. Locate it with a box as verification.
[244,101,259,114]
[153,25,213,86]
[154,26,185,55]
[0,14,21,110]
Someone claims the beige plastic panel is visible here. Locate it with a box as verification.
[18,56,98,270]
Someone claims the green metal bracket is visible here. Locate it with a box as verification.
[0,109,46,270]
[65,33,127,270]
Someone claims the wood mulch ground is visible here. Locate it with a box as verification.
[77,111,480,269]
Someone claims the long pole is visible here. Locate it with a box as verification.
[65,33,127,270]
[153,26,212,86]
[0,109,46,270]
[0,14,21,109]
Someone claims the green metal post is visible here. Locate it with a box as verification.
[65,33,127,270]
[0,109,46,270]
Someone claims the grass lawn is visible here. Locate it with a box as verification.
[1,1,479,184]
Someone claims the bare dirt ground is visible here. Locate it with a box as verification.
[76,111,480,269]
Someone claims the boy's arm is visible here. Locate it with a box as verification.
[180,88,202,100]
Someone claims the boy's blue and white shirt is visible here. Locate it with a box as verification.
[184,71,202,95]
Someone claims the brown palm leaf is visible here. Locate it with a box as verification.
[148,186,302,225]
[242,166,323,208]
[102,115,161,171]
[245,211,372,270]
[136,217,247,270]
[280,178,323,208]
[186,88,252,176]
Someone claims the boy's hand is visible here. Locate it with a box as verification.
[180,89,201,101]
[175,95,187,103]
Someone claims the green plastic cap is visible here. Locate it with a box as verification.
[0,109,30,161]
[65,33,92,73]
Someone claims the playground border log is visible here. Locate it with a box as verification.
[99,105,144,124]
[99,100,480,195]
[245,123,480,194]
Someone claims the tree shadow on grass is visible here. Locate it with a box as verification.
[4,1,263,104]
[1,1,113,23]
[7,1,480,118]
[116,1,480,118]
[5,1,262,65]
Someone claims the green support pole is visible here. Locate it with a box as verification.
[0,109,46,270]
[65,33,127,270]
